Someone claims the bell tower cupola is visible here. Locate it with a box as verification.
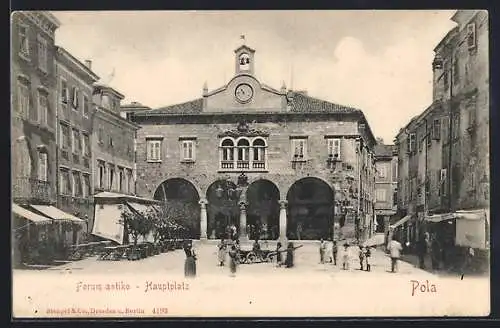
[234,37,255,76]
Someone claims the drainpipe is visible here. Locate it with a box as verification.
[356,139,362,243]
[448,52,454,213]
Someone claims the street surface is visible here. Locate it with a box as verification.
[12,243,489,318]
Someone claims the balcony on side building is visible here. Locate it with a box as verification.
[12,177,53,204]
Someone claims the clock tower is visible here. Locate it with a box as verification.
[234,44,256,76]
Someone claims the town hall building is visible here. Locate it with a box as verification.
[127,43,378,242]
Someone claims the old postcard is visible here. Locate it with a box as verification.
[11,10,490,318]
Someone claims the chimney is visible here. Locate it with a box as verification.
[84,60,92,69]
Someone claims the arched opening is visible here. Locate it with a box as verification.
[206,180,240,239]
[246,179,280,240]
[154,178,200,239]
[286,177,334,240]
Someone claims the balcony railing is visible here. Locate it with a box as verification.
[252,161,265,169]
[220,160,268,171]
[236,161,250,169]
[221,160,234,169]
[13,177,52,203]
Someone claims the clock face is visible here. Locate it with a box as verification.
[235,83,253,103]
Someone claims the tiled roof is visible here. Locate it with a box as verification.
[142,92,360,115]
[374,144,395,157]
[289,92,361,114]
[146,98,203,114]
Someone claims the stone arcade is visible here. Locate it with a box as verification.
[127,43,378,242]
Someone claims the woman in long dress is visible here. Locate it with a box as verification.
[217,239,227,266]
[276,242,283,267]
[228,245,238,276]
[285,242,295,268]
[184,242,197,277]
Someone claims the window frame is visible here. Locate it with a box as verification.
[83,94,90,117]
[326,138,341,159]
[37,35,48,73]
[71,86,80,111]
[59,168,71,196]
[181,139,196,161]
[71,128,80,155]
[37,90,49,126]
[38,152,48,182]
[18,23,30,58]
[17,81,30,117]
[146,138,163,162]
[291,137,308,161]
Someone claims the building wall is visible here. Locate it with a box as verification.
[55,56,97,220]
[11,12,59,205]
[92,108,136,196]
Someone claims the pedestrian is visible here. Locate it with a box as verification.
[228,245,238,277]
[252,238,261,259]
[183,241,197,278]
[235,239,241,251]
[358,245,365,270]
[365,246,371,272]
[332,241,338,265]
[217,238,227,266]
[462,246,475,273]
[285,242,295,268]
[319,239,326,264]
[416,236,427,269]
[388,237,403,273]
[342,242,350,270]
[430,235,441,271]
[276,241,283,267]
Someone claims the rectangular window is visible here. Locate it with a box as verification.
[377,164,387,178]
[38,91,48,125]
[432,118,441,140]
[453,54,459,84]
[182,140,195,161]
[82,174,91,198]
[59,169,70,195]
[376,189,386,202]
[128,170,134,194]
[60,79,69,104]
[19,24,29,57]
[98,162,106,189]
[17,82,30,116]
[72,171,82,197]
[327,138,341,159]
[72,129,80,154]
[468,99,477,128]
[407,133,416,153]
[469,170,476,191]
[443,62,449,90]
[440,168,447,196]
[109,136,114,148]
[119,169,124,192]
[37,36,48,72]
[60,123,70,149]
[82,133,90,156]
[146,139,162,161]
[291,138,307,160]
[38,152,48,181]
[392,160,398,182]
[83,95,90,117]
[393,190,398,206]
[452,114,460,139]
[98,127,104,144]
[109,166,115,191]
[71,86,79,110]
[467,23,477,50]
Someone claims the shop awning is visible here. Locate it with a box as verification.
[455,209,488,249]
[424,212,456,223]
[30,205,85,224]
[12,203,52,225]
[389,215,411,229]
[126,202,153,215]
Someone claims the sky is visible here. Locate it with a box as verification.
[52,10,457,143]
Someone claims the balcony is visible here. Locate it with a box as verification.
[236,161,250,169]
[13,177,52,204]
[220,160,268,172]
[221,160,234,169]
[252,161,265,169]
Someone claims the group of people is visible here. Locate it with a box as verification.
[319,239,373,272]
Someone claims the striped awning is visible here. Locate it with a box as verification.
[12,203,52,225]
[424,212,456,223]
[389,215,411,229]
[30,205,85,224]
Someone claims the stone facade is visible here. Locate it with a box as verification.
[395,10,489,249]
[130,44,377,241]
[374,144,398,235]
[55,47,99,222]
[90,85,139,232]
[11,11,60,206]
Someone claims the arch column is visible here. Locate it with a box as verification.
[199,199,208,239]
[239,201,248,240]
[279,200,288,241]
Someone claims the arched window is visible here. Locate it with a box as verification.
[221,138,234,161]
[252,138,266,161]
[237,139,250,161]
